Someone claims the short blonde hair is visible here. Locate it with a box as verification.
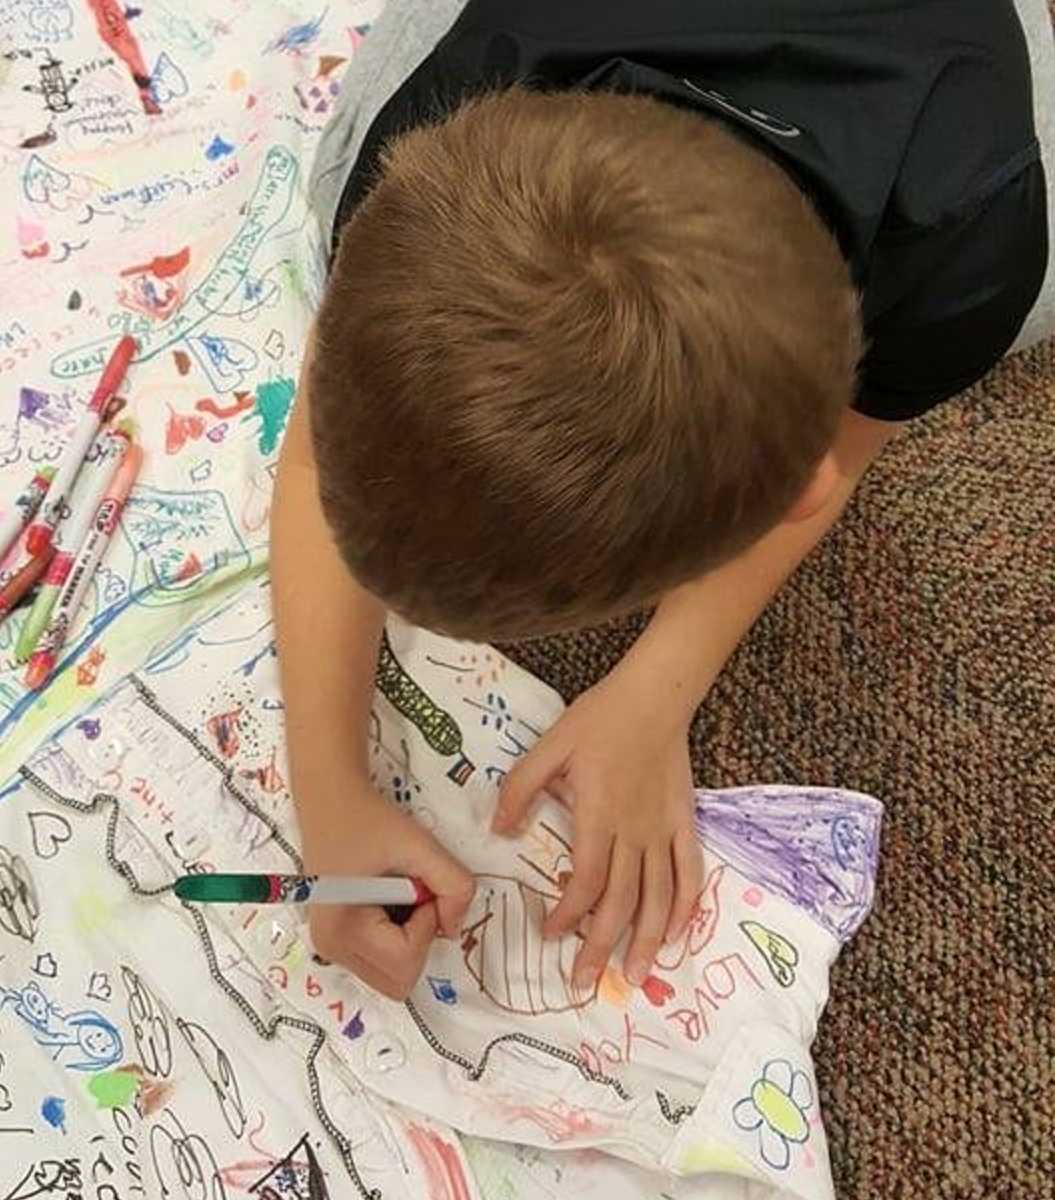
[311,88,861,638]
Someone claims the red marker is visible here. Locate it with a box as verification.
[25,335,136,558]
[85,0,161,116]
[0,547,56,625]
[25,443,142,689]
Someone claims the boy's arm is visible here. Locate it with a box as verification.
[271,384,385,835]
[270,362,473,998]
[495,408,901,989]
[611,408,903,717]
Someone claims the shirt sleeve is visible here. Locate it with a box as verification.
[856,157,1048,421]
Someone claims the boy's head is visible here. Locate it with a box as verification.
[310,89,861,640]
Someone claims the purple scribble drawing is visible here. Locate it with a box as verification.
[695,786,883,942]
[19,386,72,430]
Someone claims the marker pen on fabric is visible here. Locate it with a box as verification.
[0,466,55,566]
[16,430,129,665]
[24,334,136,557]
[0,547,56,625]
[24,443,143,689]
[173,873,434,907]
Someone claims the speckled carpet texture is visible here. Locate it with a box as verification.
[504,336,1055,1196]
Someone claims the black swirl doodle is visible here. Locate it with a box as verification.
[122,965,172,1078]
[176,1018,247,1138]
[149,1108,226,1200]
[0,845,40,943]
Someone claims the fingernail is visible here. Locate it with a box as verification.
[626,963,646,987]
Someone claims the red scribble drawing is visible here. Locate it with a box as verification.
[654,862,725,972]
[122,248,191,279]
[206,705,242,758]
[405,1122,472,1200]
[165,406,205,453]
[664,952,765,1043]
[516,819,573,890]
[119,249,190,321]
[173,552,202,582]
[84,0,161,116]
[17,215,49,260]
[195,391,254,420]
[76,645,106,687]
[497,1098,603,1144]
[640,974,675,1008]
[579,1011,669,1079]
[460,875,597,1017]
[240,747,285,794]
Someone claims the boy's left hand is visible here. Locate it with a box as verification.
[492,676,702,990]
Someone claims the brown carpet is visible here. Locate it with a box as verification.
[503,334,1055,1199]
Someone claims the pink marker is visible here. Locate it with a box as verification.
[0,466,56,567]
[25,335,137,558]
[25,443,143,689]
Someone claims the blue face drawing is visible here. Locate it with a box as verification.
[1,982,123,1071]
[70,1014,124,1070]
[3,982,56,1032]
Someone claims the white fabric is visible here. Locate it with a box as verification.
[2,578,881,1199]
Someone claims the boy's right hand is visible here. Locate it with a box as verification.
[302,784,475,1000]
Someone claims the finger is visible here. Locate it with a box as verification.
[347,905,438,1000]
[493,736,568,835]
[572,844,641,990]
[542,819,613,938]
[394,840,475,939]
[666,826,704,944]
[624,845,674,986]
[309,907,405,997]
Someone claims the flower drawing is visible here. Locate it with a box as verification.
[732,1058,812,1170]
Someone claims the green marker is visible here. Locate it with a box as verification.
[174,872,432,907]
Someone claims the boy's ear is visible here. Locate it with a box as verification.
[784,451,839,523]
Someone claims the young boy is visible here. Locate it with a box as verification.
[272,0,1053,1000]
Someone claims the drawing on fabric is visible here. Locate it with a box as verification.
[149,50,189,106]
[176,1017,248,1138]
[460,876,598,1017]
[0,846,40,943]
[739,920,799,988]
[51,145,299,379]
[2,1159,85,1200]
[32,952,58,978]
[654,863,724,972]
[118,245,190,321]
[149,1108,228,1199]
[248,1133,330,1200]
[377,632,476,784]
[695,788,882,941]
[0,981,123,1070]
[121,965,172,1078]
[27,810,72,859]
[732,1058,813,1171]
[120,485,249,602]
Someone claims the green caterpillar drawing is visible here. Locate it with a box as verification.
[376,632,475,784]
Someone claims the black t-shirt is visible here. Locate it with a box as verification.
[332,0,1048,420]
